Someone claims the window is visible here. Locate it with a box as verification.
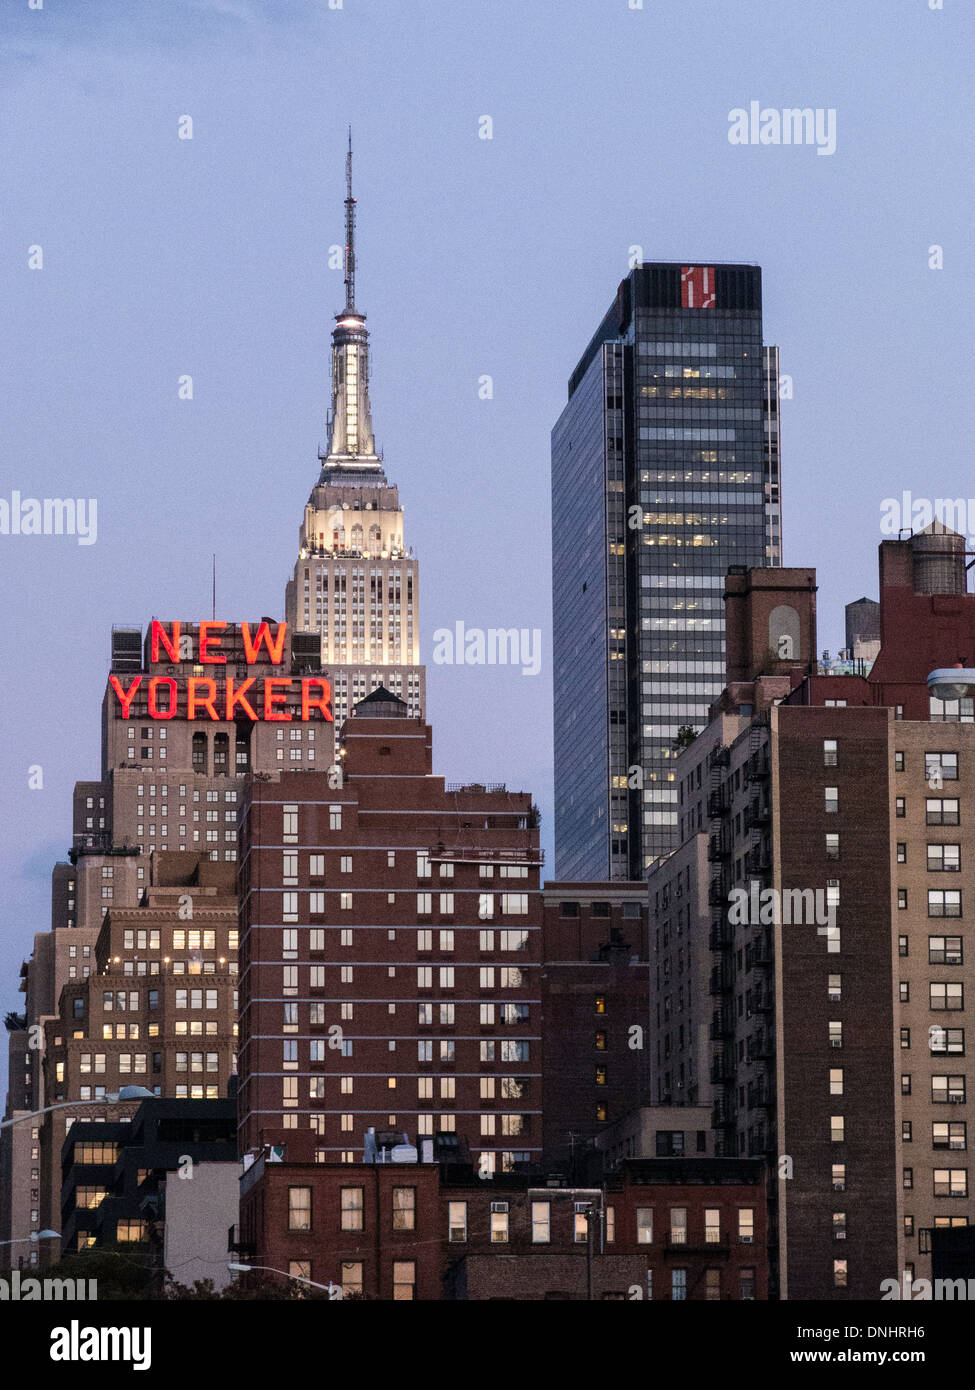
[833,1259,848,1288]
[595,996,606,1015]
[930,1027,965,1055]
[832,1164,846,1192]
[932,1075,966,1103]
[931,983,964,1011]
[902,1074,912,1095]
[829,1021,842,1048]
[490,1203,509,1243]
[288,1187,311,1232]
[329,804,343,830]
[904,1168,914,1190]
[341,1188,364,1231]
[532,1201,551,1244]
[933,1122,967,1150]
[830,1068,844,1095]
[705,1208,720,1245]
[637,1208,653,1244]
[833,1211,847,1241]
[671,1269,687,1302]
[894,750,905,771]
[928,844,961,873]
[705,1268,721,1301]
[926,752,958,783]
[341,1262,363,1297]
[900,982,910,1002]
[933,1169,968,1197]
[831,1115,845,1142]
[448,1201,467,1242]
[898,889,908,910]
[828,974,842,1001]
[899,936,909,957]
[392,1261,415,1301]
[897,843,907,863]
[930,936,963,965]
[927,798,960,825]
[929,890,962,918]
[825,833,840,860]
[901,1027,911,1049]
[392,1187,415,1231]
[823,739,838,767]
[824,786,838,814]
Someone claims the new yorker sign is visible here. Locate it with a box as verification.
[109,621,333,722]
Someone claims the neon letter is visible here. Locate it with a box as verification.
[263,677,292,721]
[148,676,177,719]
[109,675,142,718]
[150,621,181,662]
[225,677,258,721]
[301,677,334,722]
[187,678,219,720]
[241,620,288,665]
[199,620,227,664]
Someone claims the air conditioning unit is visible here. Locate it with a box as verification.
[574,1202,591,1214]
[490,1202,508,1213]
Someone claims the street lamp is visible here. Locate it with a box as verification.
[226,1261,341,1298]
[928,668,975,700]
[0,1230,60,1247]
[0,1086,155,1132]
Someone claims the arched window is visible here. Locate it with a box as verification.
[192,732,207,774]
[213,732,229,775]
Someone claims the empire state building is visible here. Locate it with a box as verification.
[285,141,425,728]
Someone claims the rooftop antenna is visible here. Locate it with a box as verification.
[344,126,356,313]
[211,554,216,621]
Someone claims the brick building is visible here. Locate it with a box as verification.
[651,524,975,1299]
[238,1135,767,1300]
[237,688,543,1174]
[540,882,650,1177]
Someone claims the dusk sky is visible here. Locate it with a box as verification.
[1,0,972,1093]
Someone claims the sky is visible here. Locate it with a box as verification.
[1,0,972,1096]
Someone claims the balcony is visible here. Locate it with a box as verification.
[664,1237,731,1256]
[745,752,771,784]
[709,921,733,950]
[710,1051,734,1084]
[709,965,734,996]
[709,1009,734,1040]
[744,844,771,874]
[708,746,730,770]
[707,788,730,818]
[749,799,771,826]
[708,876,729,907]
[707,834,732,863]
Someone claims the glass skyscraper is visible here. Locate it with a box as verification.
[552,263,781,879]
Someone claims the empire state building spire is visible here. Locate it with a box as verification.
[322,132,379,471]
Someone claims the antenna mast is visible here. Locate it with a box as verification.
[344,127,356,313]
